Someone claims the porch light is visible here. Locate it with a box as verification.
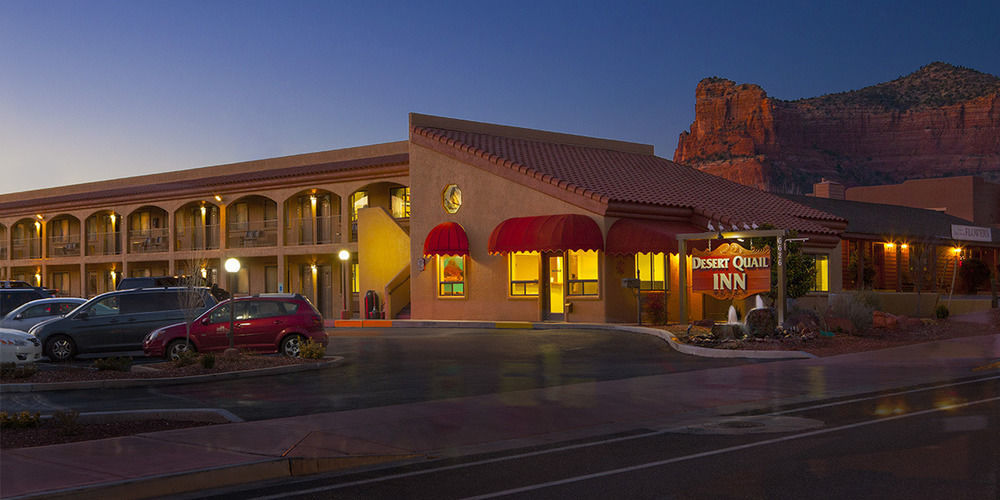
[35,214,43,220]
[214,194,223,202]
[951,247,962,255]
[900,244,908,250]
[338,249,350,261]
[885,242,894,249]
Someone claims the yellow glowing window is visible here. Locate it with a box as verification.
[635,252,667,291]
[351,261,359,293]
[813,255,829,292]
[509,252,540,296]
[567,250,599,296]
[349,191,368,222]
[390,187,410,219]
[437,255,465,297]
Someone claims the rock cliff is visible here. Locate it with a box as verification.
[674,62,1000,192]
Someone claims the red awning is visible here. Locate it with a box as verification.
[605,218,708,255]
[488,214,604,254]
[423,222,470,257]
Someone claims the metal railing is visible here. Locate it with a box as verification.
[284,215,340,245]
[128,228,170,254]
[10,238,41,259]
[48,234,82,257]
[174,224,220,251]
[86,231,121,256]
[228,219,278,248]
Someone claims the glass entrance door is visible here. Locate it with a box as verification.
[543,255,564,321]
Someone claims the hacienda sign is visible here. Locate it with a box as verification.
[691,243,771,300]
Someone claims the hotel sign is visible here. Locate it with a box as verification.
[951,224,992,243]
[691,243,771,300]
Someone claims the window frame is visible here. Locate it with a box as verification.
[635,252,669,292]
[566,250,600,297]
[436,255,467,298]
[811,254,830,292]
[508,251,540,297]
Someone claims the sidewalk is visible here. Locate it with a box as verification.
[3,331,998,499]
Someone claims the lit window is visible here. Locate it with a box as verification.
[567,250,599,296]
[350,191,368,222]
[635,252,667,291]
[390,187,410,219]
[813,255,829,292]
[437,255,465,297]
[351,260,359,294]
[509,252,540,296]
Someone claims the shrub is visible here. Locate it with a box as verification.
[174,348,198,367]
[0,362,38,379]
[299,338,326,360]
[0,410,42,429]
[93,356,132,372]
[642,292,666,324]
[935,304,950,319]
[829,292,876,334]
[745,308,778,338]
[199,353,216,369]
[52,410,82,436]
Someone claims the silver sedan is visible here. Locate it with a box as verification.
[0,327,42,364]
[0,297,86,332]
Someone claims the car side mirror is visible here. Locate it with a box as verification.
[14,314,23,320]
[75,311,89,320]
[201,317,210,325]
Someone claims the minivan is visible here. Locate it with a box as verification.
[29,287,216,361]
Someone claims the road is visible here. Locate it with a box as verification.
[190,374,1000,499]
[1,327,769,421]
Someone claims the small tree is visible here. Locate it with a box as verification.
[748,225,815,301]
[177,258,209,348]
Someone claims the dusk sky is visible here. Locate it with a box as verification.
[2,0,998,194]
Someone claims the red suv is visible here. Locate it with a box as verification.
[143,294,327,359]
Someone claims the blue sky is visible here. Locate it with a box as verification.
[2,0,998,193]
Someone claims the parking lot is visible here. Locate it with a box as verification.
[2,327,766,421]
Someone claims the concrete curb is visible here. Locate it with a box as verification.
[37,408,245,424]
[25,454,416,500]
[378,320,816,359]
[0,357,344,393]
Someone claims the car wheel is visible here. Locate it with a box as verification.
[166,340,195,360]
[279,334,305,357]
[45,335,76,362]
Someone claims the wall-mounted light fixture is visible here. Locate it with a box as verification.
[900,244,908,250]
[214,194,223,202]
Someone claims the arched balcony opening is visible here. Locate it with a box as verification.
[348,182,409,242]
[284,190,341,246]
[227,195,277,248]
[47,214,81,257]
[11,218,42,260]
[127,206,169,254]
[85,210,122,256]
[175,201,220,251]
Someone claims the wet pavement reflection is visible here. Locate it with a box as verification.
[1,328,771,420]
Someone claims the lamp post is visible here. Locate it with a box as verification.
[338,249,350,319]
[224,257,241,349]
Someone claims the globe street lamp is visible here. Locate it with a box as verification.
[338,250,350,319]
[224,257,241,349]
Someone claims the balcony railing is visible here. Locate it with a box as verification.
[175,224,220,251]
[285,215,340,245]
[48,234,82,257]
[228,219,278,248]
[11,238,42,259]
[129,228,169,254]
[86,231,121,256]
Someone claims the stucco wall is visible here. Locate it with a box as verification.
[408,143,610,322]
[358,206,411,316]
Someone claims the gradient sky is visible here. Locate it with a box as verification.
[2,0,998,194]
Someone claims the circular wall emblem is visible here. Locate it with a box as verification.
[442,184,462,214]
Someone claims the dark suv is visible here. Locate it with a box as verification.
[143,294,326,359]
[29,287,216,361]
[1,288,52,317]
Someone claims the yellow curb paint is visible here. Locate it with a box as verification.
[495,321,533,329]
[972,360,1000,372]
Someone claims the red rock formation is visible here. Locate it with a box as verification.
[674,63,1000,192]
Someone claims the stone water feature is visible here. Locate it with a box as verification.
[709,295,778,339]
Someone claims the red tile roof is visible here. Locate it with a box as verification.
[412,126,844,235]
